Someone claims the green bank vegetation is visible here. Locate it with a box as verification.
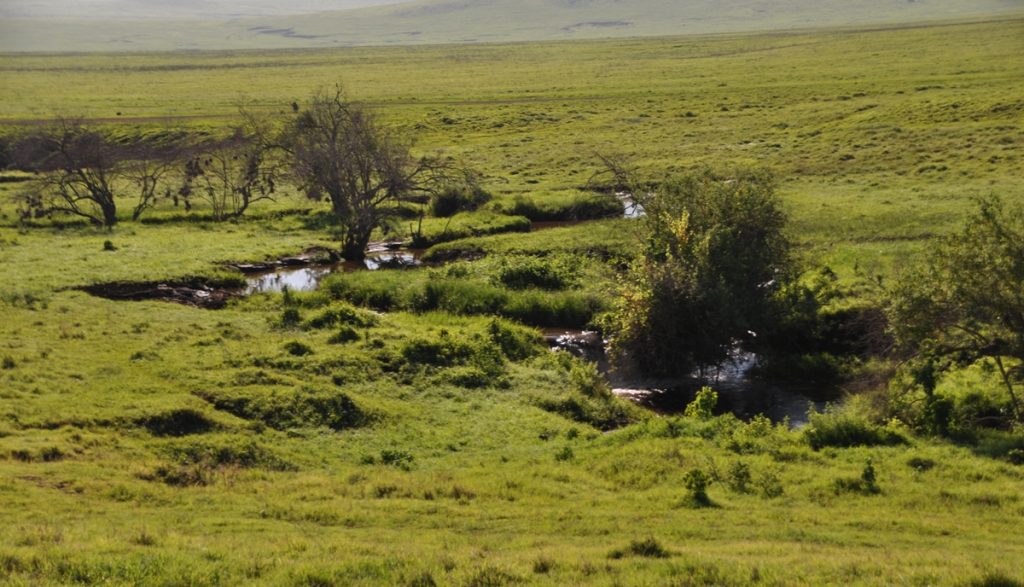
[0,18,1022,586]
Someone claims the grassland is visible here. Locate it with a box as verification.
[2,0,1021,52]
[1,19,1023,586]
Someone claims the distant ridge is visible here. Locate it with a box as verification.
[2,0,1023,52]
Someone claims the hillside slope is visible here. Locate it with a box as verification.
[2,0,1022,52]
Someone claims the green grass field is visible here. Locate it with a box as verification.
[1,18,1023,586]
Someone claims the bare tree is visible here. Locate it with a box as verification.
[285,85,451,260]
[123,143,180,221]
[14,118,122,227]
[178,133,279,221]
[175,103,284,220]
[12,118,180,226]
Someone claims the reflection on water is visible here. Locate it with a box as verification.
[545,330,837,426]
[618,192,645,218]
[243,249,422,294]
[244,265,338,294]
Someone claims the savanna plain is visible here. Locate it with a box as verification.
[0,17,1023,586]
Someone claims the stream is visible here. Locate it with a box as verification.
[242,195,642,294]
[242,244,423,295]
[545,330,838,427]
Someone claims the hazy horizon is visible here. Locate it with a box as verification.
[0,0,409,19]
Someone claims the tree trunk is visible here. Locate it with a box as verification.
[342,230,371,262]
[994,356,1022,422]
[101,200,118,228]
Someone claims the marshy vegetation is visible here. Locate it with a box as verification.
[0,17,1022,586]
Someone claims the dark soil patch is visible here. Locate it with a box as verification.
[78,278,240,309]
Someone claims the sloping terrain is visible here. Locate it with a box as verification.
[2,0,1022,51]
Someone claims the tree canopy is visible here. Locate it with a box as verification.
[606,167,792,378]
[888,195,1024,422]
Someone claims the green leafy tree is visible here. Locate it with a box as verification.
[606,167,792,377]
[888,195,1024,422]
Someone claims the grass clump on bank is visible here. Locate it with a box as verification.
[321,256,610,328]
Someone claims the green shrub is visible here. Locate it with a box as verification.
[683,468,714,507]
[414,279,508,315]
[554,446,575,462]
[303,302,376,330]
[569,360,611,398]
[283,341,314,356]
[327,326,361,345]
[503,289,601,328]
[757,469,785,499]
[494,255,575,290]
[804,410,907,450]
[444,366,498,388]
[724,414,786,455]
[429,184,492,217]
[684,386,718,420]
[279,308,302,328]
[963,573,1024,587]
[727,461,752,493]
[401,330,507,386]
[487,318,542,361]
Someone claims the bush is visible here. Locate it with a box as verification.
[379,449,415,469]
[279,308,302,328]
[444,366,498,388]
[537,393,632,430]
[401,330,507,386]
[413,279,508,315]
[487,318,542,361]
[684,386,718,420]
[683,468,714,507]
[757,468,785,499]
[804,410,907,450]
[327,326,361,345]
[606,167,791,378]
[283,341,314,356]
[429,184,492,217]
[303,302,376,330]
[727,461,752,493]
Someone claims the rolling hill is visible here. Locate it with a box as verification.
[1,0,1022,52]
